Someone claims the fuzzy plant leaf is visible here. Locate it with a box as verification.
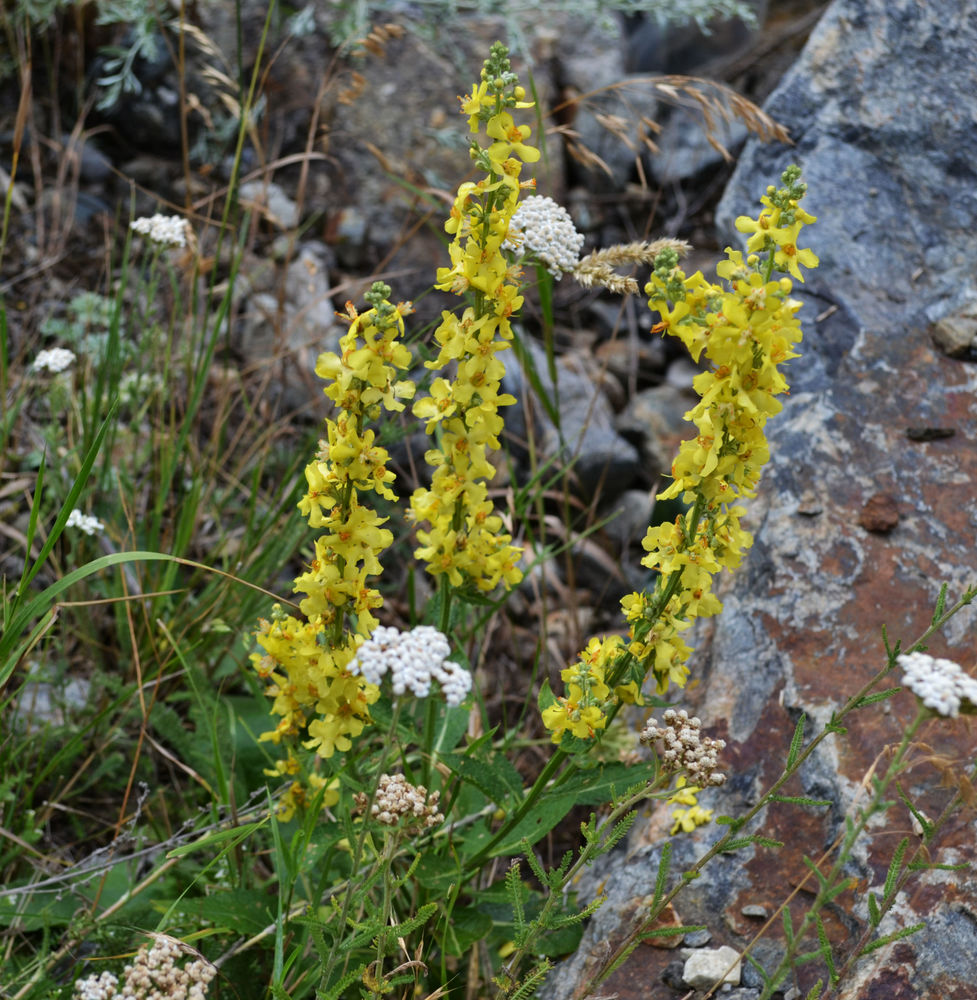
[883,837,910,902]
[785,713,807,770]
[857,921,926,958]
[850,687,903,710]
[815,913,837,982]
[652,842,672,908]
[769,794,833,809]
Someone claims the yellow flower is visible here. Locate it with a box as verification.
[410,45,532,597]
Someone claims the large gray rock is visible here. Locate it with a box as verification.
[543,3,977,999]
[503,337,641,504]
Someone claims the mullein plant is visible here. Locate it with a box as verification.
[537,166,818,828]
[251,286,414,818]
[408,42,534,628]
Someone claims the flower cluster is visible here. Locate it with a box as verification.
[503,195,584,278]
[640,709,726,787]
[409,43,532,597]
[252,285,414,768]
[898,651,977,718]
[354,773,444,832]
[628,166,817,695]
[666,776,715,836]
[349,625,472,706]
[540,635,641,744]
[31,347,76,373]
[129,213,190,248]
[542,166,817,754]
[73,937,215,1000]
[66,509,104,536]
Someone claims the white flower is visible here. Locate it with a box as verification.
[73,971,118,1000]
[350,625,472,707]
[31,347,76,373]
[66,509,104,536]
[897,651,977,718]
[504,195,584,278]
[130,213,189,248]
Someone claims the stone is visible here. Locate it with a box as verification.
[234,240,340,412]
[503,338,641,504]
[682,944,742,989]
[683,927,713,947]
[929,307,977,360]
[857,492,899,534]
[239,181,301,231]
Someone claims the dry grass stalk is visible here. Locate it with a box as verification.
[559,73,790,182]
[572,238,691,296]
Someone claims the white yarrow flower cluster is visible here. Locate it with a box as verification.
[640,708,727,787]
[354,773,444,831]
[350,625,472,706]
[74,972,118,1000]
[504,195,585,278]
[898,651,977,718]
[31,347,76,373]
[130,213,189,248]
[72,936,215,1000]
[66,509,104,536]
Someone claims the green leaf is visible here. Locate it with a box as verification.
[489,796,573,858]
[857,921,925,957]
[815,914,837,981]
[868,892,881,927]
[769,794,833,809]
[166,820,266,858]
[558,761,659,806]
[850,687,902,710]
[883,837,909,901]
[441,752,524,808]
[441,905,494,957]
[536,922,583,957]
[801,855,830,891]
[785,713,806,770]
[179,889,273,935]
[537,678,556,712]
[907,860,970,872]
[782,906,795,947]
[652,842,671,908]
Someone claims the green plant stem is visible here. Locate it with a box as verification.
[574,584,977,999]
[321,699,404,992]
[757,704,929,999]
[462,746,568,875]
[819,767,975,1000]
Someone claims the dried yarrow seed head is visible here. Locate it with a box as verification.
[897,651,977,718]
[73,935,215,1000]
[503,195,585,278]
[640,709,727,787]
[350,625,472,706]
[354,773,444,832]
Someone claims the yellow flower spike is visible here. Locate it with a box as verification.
[547,167,816,749]
[252,284,412,805]
[410,44,531,608]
